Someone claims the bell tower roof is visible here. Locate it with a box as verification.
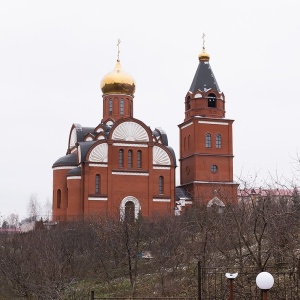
[189,50,221,93]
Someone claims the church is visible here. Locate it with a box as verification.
[52,42,238,221]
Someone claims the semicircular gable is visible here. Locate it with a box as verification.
[69,125,81,148]
[89,143,108,162]
[153,146,171,165]
[112,121,149,142]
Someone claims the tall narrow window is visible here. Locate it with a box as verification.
[137,150,142,168]
[130,101,133,116]
[57,189,61,209]
[128,150,133,168]
[206,133,211,148]
[119,149,124,168]
[208,93,216,108]
[159,176,164,194]
[120,98,124,115]
[95,174,100,194]
[216,134,222,148]
[109,98,113,115]
[186,96,191,110]
[188,135,190,149]
[184,137,187,150]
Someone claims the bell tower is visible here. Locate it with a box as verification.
[178,38,238,205]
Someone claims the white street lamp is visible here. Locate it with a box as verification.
[256,272,274,300]
[225,273,238,300]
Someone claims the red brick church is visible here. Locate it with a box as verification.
[52,42,238,221]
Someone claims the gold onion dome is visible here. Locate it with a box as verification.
[101,60,136,96]
[198,48,210,61]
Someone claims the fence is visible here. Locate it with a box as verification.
[91,265,300,300]
[199,266,300,299]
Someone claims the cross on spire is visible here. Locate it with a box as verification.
[202,33,206,50]
[117,39,121,61]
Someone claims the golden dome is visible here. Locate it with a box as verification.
[101,60,135,96]
[198,48,210,62]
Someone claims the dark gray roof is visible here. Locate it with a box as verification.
[53,152,77,168]
[166,146,177,167]
[67,167,82,176]
[78,141,97,162]
[154,127,168,146]
[189,61,221,93]
[175,187,192,200]
[77,127,95,142]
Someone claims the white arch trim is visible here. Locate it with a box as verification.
[207,197,225,207]
[120,196,141,221]
[89,143,108,162]
[112,121,149,142]
[153,146,171,165]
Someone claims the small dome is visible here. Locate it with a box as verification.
[101,60,135,96]
[198,48,210,62]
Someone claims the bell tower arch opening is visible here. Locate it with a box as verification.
[208,93,216,108]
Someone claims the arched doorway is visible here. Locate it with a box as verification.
[120,196,141,221]
[125,201,135,222]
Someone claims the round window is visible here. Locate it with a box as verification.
[211,165,218,173]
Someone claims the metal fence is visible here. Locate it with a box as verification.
[200,266,300,300]
[91,265,300,300]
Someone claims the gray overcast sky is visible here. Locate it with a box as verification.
[0,0,300,218]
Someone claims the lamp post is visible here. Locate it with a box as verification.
[225,273,238,300]
[256,272,274,300]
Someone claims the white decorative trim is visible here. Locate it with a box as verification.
[153,146,171,165]
[194,93,202,98]
[85,136,93,141]
[185,201,193,204]
[113,143,148,147]
[89,143,108,162]
[153,166,170,170]
[198,121,228,125]
[194,180,237,185]
[89,163,108,167]
[67,176,81,180]
[181,122,193,129]
[112,121,149,142]
[71,147,77,153]
[88,197,108,201]
[112,172,149,176]
[106,120,114,126]
[120,196,141,220]
[53,166,75,170]
[70,127,78,148]
[207,196,225,207]
[153,199,171,202]
[78,146,82,164]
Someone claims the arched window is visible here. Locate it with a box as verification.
[186,96,191,110]
[159,176,164,194]
[206,133,211,148]
[119,149,124,168]
[208,93,216,108]
[216,134,222,148]
[109,98,113,115]
[128,150,133,168]
[120,98,124,115]
[137,150,142,168]
[57,189,61,209]
[125,201,135,223]
[130,100,133,116]
[95,174,100,194]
